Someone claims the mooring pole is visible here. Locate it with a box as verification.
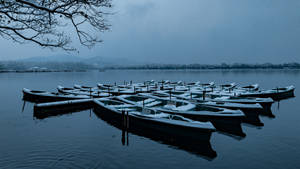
[89,88,92,98]
[122,129,125,146]
[122,110,125,127]
[203,90,206,100]
[22,101,26,112]
[126,129,129,146]
[126,111,129,129]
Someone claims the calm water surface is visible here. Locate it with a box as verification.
[0,70,299,169]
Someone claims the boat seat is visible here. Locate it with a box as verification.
[145,101,162,107]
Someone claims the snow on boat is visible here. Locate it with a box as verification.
[239,85,295,100]
[139,92,264,126]
[93,98,216,142]
[155,90,273,109]
[240,84,259,91]
[117,95,246,137]
[149,90,265,112]
[57,85,110,97]
[23,88,90,103]
[74,84,99,91]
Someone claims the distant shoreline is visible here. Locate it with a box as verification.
[0,70,86,73]
[105,63,300,70]
[1,62,300,72]
[106,67,300,70]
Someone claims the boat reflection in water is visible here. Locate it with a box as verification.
[93,108,217,160]
[31,101,217,160]
[242,110,264,126]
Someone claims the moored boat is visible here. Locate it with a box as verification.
[117,95,246,137]
[138,92,264,126]
[57,85,110,97]
[93,98,216,142]
[93,107,217,159]
[23,88,90,103]
[239,85,295,100]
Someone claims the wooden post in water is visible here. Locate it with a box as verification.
[126,111,129,129]
[203,90,206,100]
[22,101,26,112]
[190,92,192,100]
[122,110,125,128]
[89,88,92,98]
[122,128,125,145]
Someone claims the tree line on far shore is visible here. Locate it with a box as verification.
[0,61,93,71]
[1,62,300,71]
[107,62,300,70]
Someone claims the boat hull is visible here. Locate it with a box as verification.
[240,88,295,100]
[156,109,245,137]
[93,108,217,159]
[93,101,214,142]
[23,89,89,103]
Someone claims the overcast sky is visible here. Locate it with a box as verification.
[1,0,300,64]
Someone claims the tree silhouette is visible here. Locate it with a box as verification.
[0,0,111,51]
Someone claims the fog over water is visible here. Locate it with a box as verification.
[1,0,300,64]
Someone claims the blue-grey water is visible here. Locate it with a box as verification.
[0,69,299,169]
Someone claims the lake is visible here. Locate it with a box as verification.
[0,69,299,169]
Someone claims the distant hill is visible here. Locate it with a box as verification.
[17,54,84,63]
[15,55,144,67]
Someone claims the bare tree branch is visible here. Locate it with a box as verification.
[0,0,112,51]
